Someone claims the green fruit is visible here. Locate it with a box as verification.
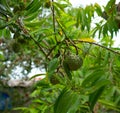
[11,40,21,53]
[44,0,51,8]
[64,54,83,71]
[50,75,60,85]
[17,36,26,44]
[13,5,20,13]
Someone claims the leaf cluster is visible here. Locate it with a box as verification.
[0,0,120,113]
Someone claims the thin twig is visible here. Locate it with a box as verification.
[75,40,120,56]
[56,17,120,56]
[46,17,70,58]
[46,45,56,58]
[56,19,79,54]
[29,35,47,56]
[51,0,57,42]
[68,39,78,54]
[56,19,68,39]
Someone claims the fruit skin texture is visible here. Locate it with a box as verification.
[64,54,83,71]
[12,41,21,53]
[44,0,51,8]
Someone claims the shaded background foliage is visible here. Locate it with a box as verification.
[1,0,120,113]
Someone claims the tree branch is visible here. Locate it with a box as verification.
[51,0,57,42]
[16,19,47,57]
[74,40,120,56]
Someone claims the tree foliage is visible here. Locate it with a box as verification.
[1,0,120,113]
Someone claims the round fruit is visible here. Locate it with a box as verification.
[64,54,83,71]
[12,42,21,53]
[50,75,60,85]
[44,0,51,8]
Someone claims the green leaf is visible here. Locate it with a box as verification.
[85,79,110,94]
[53,2,67,11]
[29,108,38,113]
[25,0,41,16]
[30,28,53,36]
[0,0,11,13]
[2,28,11,38]
[103,23,108,36]
[29,73,46,80]
[0,15,17,29]
[0,4,9,17]
[79,8,85,30]
[94,3,102,16]
[105,0,116,13]
[33,78,50,88]
[99,99,120,112]
[103,50,110,65]
[76,9,80,27]
[14,107,28,111]
[0,20,13,29]
[0,53,5,61]
[63,60,72,80]
[25,0,38,10]
[81,70,105,87]
[89,86,105,111]
[0,3,12,17]
[24,20,45,28]
[65,20,76,28]
[47,58,59,78]
[54,88,80,113]
[24,11,39,21]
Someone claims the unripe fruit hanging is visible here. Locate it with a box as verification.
[44,0,51,8]
[64,54,83,71]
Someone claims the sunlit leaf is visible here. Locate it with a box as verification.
[29,73,46,80]
[24,20,45,28]
[79,38,96,43]
[24,11,39,21]
[65,20,76,28]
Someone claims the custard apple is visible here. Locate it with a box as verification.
[64,54,83,71]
